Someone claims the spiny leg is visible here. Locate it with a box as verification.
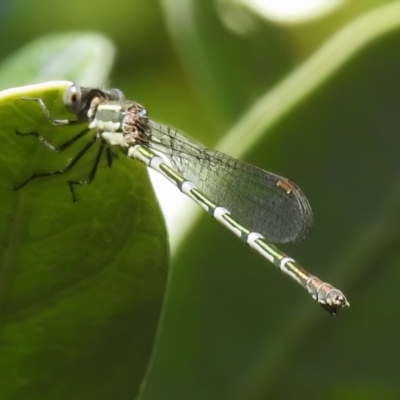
[16,128,91,152]
[106,147,114,168]
[16,96,85,152]
[21,97,79,126]
[67,143,105,202]
[16,97,110,201]
[15,136,98,192]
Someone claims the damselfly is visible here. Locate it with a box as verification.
[16,84,349,315]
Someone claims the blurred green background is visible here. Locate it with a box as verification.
[1,0,400,399]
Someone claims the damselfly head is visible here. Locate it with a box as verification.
[63,84,84,115]
[63,84,126,122]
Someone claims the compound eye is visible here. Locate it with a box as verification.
[107,88,125,101]
[63,84,82,114]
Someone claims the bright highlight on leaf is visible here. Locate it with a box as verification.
[0,33,115,90]
[220,0,344,26]
[0,81,72,100]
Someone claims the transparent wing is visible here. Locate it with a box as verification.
[147,120,313,243]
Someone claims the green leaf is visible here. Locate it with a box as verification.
[0,32,115,89]
[0,76,167,398]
